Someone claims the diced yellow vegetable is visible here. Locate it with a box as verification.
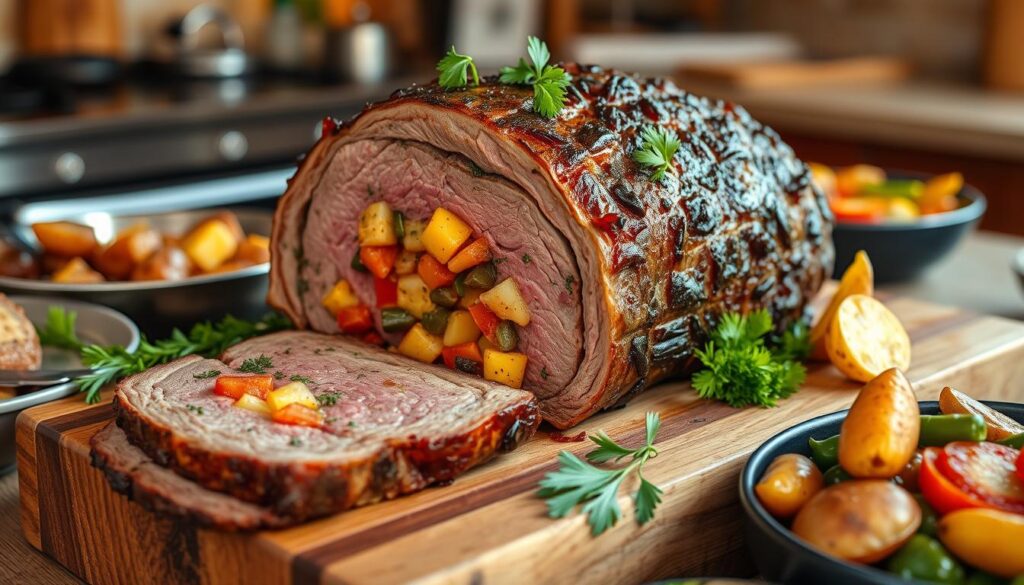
[421,208,472,263]
[358,201,397,246]
[459,287,483,309]
[483,349,528,388]
[266,381,319,412]
[443,310,481,346]
[321,279,360,315]
[479,278,531,326]
[181,219,239,272]
[52,257,105,283]
[234,394,272,418]
[402,219,427,252]
[836,165,886,197]
[398,323,444,363]
[397,274,435,318]
[394,249,418,275]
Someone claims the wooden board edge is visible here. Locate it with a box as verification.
[16,407,44,550]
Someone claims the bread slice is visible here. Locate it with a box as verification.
[0,293,41,370]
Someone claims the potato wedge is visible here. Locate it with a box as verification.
[31,221,98,258]
[839,368,919,478]
[190,211,245,245]
[131,246,191,281]
[826,294,910,382]
[233,234,270,265]
[939,386,1024,441]
[94,223,161,280]
[51,257,104,283]
[181,219,239,272]
[810,250,873,360]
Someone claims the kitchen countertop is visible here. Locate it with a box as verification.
[1,229,1021,585]
[686,81,1024,162]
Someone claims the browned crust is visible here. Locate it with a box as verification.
[0,293,41,370]
[112,385,540,522]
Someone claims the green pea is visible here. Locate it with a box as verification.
[919,414,987,447]
[351,249,368,273]
[914,494,938,537]
[421,308,451,336]
[998,432,1024,449]
[887,534,965,585]
[380,308,415,332]
[808,435,840,471]
[822,464,852,485]
[393,211,405,240]
[429,286,459,308]
[464,262,497,289]
[494,321,518,352]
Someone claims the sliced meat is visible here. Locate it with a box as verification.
[0,293,41,370]
[268,64,833,429]
[108,331,539,524]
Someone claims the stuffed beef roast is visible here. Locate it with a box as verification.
[269,64,833,429]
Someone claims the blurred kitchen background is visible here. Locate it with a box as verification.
[1,0,1023,316]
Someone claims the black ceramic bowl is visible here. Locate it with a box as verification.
[739,400,1024,585]
[831,176,986,284]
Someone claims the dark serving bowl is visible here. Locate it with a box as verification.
[739,400,1024,585]
[831,176,986,284]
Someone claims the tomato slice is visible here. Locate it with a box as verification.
[919,447,989,515]
[938,442,1024,514]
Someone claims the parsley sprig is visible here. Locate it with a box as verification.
[35,308,292,403]
[692,310,808,408]
[500,36,571,118]
[538,412,663,536]
[436,46,480,89]
[633,126,681,182]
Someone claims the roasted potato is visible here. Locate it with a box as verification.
[792,480,921,563]
[0,239,40,279]
[181,219,239,272]
[94,223,161,280]
[191,211,245,245]
[211,259,255,274]
[939,386,1024,441]
[51,257,104,283]
[131,246,191,281]
[233,234,270,265]
[839,368,920,478]
[826,294,911,382]
[31,221,98,258]
[755,453,824,519]
[810,250,873,360]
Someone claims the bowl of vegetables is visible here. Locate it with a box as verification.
[810,165,986,283]
[740,373,1024,585]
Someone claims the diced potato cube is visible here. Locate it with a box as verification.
[192,211,245,245]
[458,287,483,309]
[322,279,361,316]
[181,219,239,272]
[479,278,531,326]
[234,394,272,418]
[443,310,482,346]
[394,249,418,275]
[52,257,104,283]
[397,274,435,318]
[398,323,444,363]
[266,381,319,412]
[422,208,472,264]
[358,201,398,246]
[234,234,270,264]
[94,223,162,280]
[483,349,528,388]
[31,221,98,258]
[402,219,427,252]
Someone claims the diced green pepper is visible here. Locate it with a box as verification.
[495,321,518,352]
[886,534,965,585]
[861,179,925,199]
[822,464,852,485]
[421,308,451,336]
[453,272,466,296]
[351,249,369,273]
[429,286,459,308]
[808,435,840,471]
[393,211,405,240]
[919,414,987,447]
[998,432,1024,449]
[380,308,415,332]
[464,262,497,289]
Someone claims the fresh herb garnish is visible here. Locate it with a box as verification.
[193,370,221,380]
[564,275,575,294]
[273,371,285,380]
[36,307,83,350]
[289,437,303,447]
[499,36,571,118]
[692,310,807,408]
[437,46,480,89]
[522,254,532,264]
[186,404,205,415]
[290,374,313,385]
[238,355,273,374]
[538,412,663,536]
[70,311,291,403]
[348,421,357,428]
[633,126,681,182]
[540,367,549,380]
[316,392,340,407]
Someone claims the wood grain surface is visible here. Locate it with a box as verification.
[16,295,1024,585]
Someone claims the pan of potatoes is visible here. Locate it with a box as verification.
[0,208,273,335]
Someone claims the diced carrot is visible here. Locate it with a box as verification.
[468,302,501,342]
[271,403,324,428]
[374,277,398,307]
[337,305,373,333]
[830,197,887,223]
[359,245,398,279]
[441,341,483,369]
[447,237,491,273]
[214,374,274,400]
[417,253,456,289]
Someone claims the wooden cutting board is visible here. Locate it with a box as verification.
[16,295,1024,585]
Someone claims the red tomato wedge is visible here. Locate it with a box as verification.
[441,341,483,369]
[337,305,373,334]
[271,403,324,428]
[417,254,456,289]
[920,447,989,515]
[938,442,1024,514]
[468,302,500,342]
[214,374,274,400]
[359,245,398,279]
[373,277,398,308]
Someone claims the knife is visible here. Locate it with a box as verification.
[0,368,94,387]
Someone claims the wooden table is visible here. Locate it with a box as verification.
[2,231,1022,585]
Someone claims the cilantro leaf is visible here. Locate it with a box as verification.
[436,46,479,89]
[633,477,663,525]
[499,36,571,118]
[633,126,681,182]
